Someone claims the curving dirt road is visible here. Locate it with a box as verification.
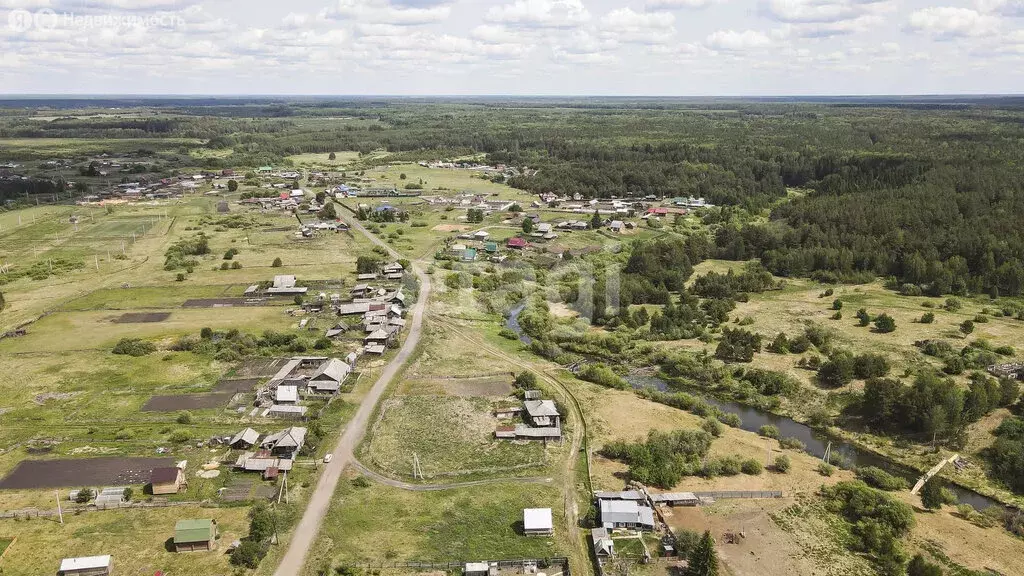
[272,215,431,576]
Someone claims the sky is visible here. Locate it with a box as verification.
[0,0,1022,95]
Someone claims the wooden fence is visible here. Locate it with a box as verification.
[0,499,201,520]
[691,490,783,500]
[337,557,571,574]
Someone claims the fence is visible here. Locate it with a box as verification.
[0,499,201,520]
[337,557,571,574]
[691,490,783,500]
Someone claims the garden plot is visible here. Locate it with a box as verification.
[140,392,235,412]
[113,312,171,323]
[0,457,174,489]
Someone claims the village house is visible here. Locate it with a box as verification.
[599,499,656,531]
[266,275,308,295]
[149,467,186,495]
[308,358,351,394]
[174,519,217,552]
[523,508,554,536]
[261,426,307,458]
[267,404,308,419]
[523,400,560,427]
[507,237,528,249]
[58,555,113,576]
[350,283,373,298]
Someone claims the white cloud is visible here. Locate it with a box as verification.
[599,7,676,44]
[760,0,892,37]
[321,0,450,26]
[975,0,1024,17]
[485,0,590,28]
[704,29,773,52]
[907,7,1001,39]
[647,0,722,8]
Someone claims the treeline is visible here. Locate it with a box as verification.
[717,162,1024,295]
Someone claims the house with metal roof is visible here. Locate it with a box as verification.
[261,427,307,457]
[648,492,699,506]
[463,247,477,262]
[308,358,350,392]
[267,404,308,419]
[58,555,112,576]
[599,499,655,531]
[523,399,560,427]
[523,507,553,535]
[594,490,646,501]
[266,275,308,295]
[174,519,217,552]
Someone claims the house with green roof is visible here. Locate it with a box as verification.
[484,241,498,253]
[462,247,477,262]
[174,518,217,552]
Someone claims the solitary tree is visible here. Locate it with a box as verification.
[272,257,283,268]
[685,530,719,576]
[522,217,534,234]
[328,152,336,160]
[590,210,603,230]
[227,179,238,192]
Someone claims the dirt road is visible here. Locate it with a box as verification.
[272,216,431,576]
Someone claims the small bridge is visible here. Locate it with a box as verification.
[911,453,959,495]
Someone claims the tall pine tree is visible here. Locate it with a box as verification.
[685,530,718,576]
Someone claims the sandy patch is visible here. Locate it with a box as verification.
[432,224,470,232]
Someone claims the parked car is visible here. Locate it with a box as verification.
[323,454,333,463]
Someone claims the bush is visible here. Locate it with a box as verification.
[231,261,242,269]
[974,314,989,323]
[773,454,791,473]
[578,363,629,390]
[995,345,1015,356]
[112,338,156,357]
[674,528,702,557]
[168,430,190,443]
[758,424,780,439]
[272,257,283,267]
[855,466,908,491]
[779,437,806,451]
[818,462,835,476]
[853,353,891,379]
[718,413,742,428]
[701,418,723,437]
[741,458,763,475]
[176,412,193,425]
[832,299,843,310]
[920,312,935,323]
[920,477,956,509]
[75,487,94,503]
[959,319,975,335]
[856,308,871,326]
[907,554,943,576]
[230,540,266,569]
[873,313,897,333]
[122,487,134,502]
[175,273,185,282]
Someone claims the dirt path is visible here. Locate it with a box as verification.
[351,458,553,491]
[272,216,432,576]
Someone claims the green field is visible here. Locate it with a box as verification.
[299,477,566,575]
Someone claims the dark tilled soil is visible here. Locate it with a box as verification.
[141,392,234,411]
[112,312,171,323]
[0,457,175,489]
[212,378,261,393]
[181,298,249,308]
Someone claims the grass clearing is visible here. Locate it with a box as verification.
[364,395,549,480]
[0,505,248,576]
[299,473,566,575]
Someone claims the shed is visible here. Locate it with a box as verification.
[484,242,498,253]
[462,248,477,262]
[174,519,217,552]
[229,428,259,449]
[150,467,185,495]
[523,508,553,535]
[591,528,614,557]
[275,385,299,404]
[58,555,112,576]
[268,404,308,420]
[365,344,386,354]
[464,562,494,576]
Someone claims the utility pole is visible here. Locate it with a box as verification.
[56,490,64,525]
[95,255,99,271]
[765,438,772,467]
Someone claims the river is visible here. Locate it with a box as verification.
[504,302,1002,510]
